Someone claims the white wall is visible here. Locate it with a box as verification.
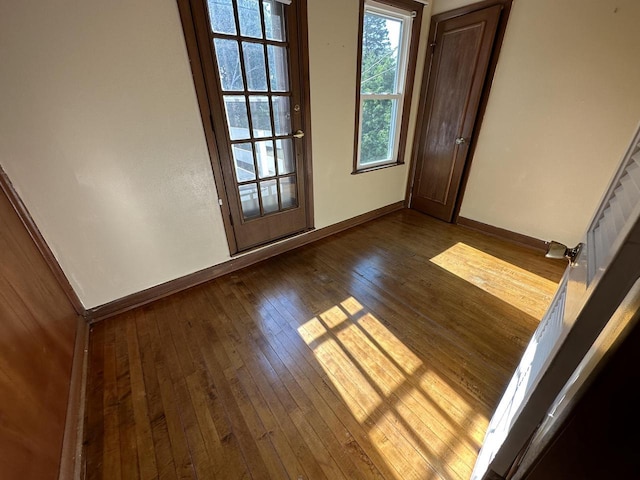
[432,0,480,15]
[0,0,430,308]
[458,0,640,246]
[0,0,230,308]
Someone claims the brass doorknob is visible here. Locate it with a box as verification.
[293,130,305,139]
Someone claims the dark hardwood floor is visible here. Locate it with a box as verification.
[83,209,565,480]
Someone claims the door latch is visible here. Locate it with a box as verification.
[545,241,583,265]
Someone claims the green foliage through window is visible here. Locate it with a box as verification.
[358,9,404,166]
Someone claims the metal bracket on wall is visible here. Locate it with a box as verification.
[545,241,583,265]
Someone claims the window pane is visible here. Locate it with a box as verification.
[208,0,236,35]
[223,96,250,140]
[238,0,262,38]
[214,39,244,91]
[239,183,260,219]
[360,98,395,165]
[267,45,289,92]
[276,139,295,175]
[243,42,268,91]
[279,176,297,209]
[361,12,402,94]
[263,1,286,41]
[249,96,272,138]
[255,140,276,178]
[272,96,291,136]
[232,143,256,182]
[260,180,279,213]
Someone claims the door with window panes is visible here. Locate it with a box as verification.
[190,0,311,252]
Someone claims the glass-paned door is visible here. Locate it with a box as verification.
[199,0,311,251]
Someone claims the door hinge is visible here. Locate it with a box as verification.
[218,198,223,206]
[229,213,234,226]
[209,112,215,130]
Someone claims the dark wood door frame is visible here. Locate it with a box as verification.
[405,0,512,222]
[176,0,314,255]
[177,0,236,253]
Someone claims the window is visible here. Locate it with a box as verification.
[354,0,421,173]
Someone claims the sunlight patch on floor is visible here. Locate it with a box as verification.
[430,242,559,319]
[297,315,383,423]
[354,307,423,376]
[318,304,348,328]
[297,296,488,479]
[416,369,488,444]
[340,296,364,316]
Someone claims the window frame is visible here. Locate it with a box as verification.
[353,0,423,174]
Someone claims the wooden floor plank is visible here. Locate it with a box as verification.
[231,273,383,480]
[134,308,179,480]
[102,318,122,480]
[209,279,340,480]
[200,282,298,480]
[242,267,438,480]
[277,244,506,409]
[241,271,396,480]
[142,306,198,480]
[265,252,479,478]
[260,251,486,458]
[178,295,252,480]
[114,315,140,480]
[125,316,159,480]
[187,292,273,480]
[153,299,218,480]
[84,210,565,480]
[85,322,105,480]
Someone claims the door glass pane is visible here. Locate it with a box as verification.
[239,183,260,219]
[272,96,291,136]
[360,98,395,165]
[223,96,250,140]
[249,96,272,138]
[361,12,401,94]
[263,1,286,41]
[238,0,262,39]
[232,143,256,182]
[276,139,295,174]
[243,42,268,91]
[214,39,244,91]
[280,176,297,209]
[255,140,276,178]
[208,0,236,35]
[208,0,303,231]
[267,45,289,92]
[261,180,279,213]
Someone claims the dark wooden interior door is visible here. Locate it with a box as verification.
[410,4,502,221]
[191,0,311,252]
